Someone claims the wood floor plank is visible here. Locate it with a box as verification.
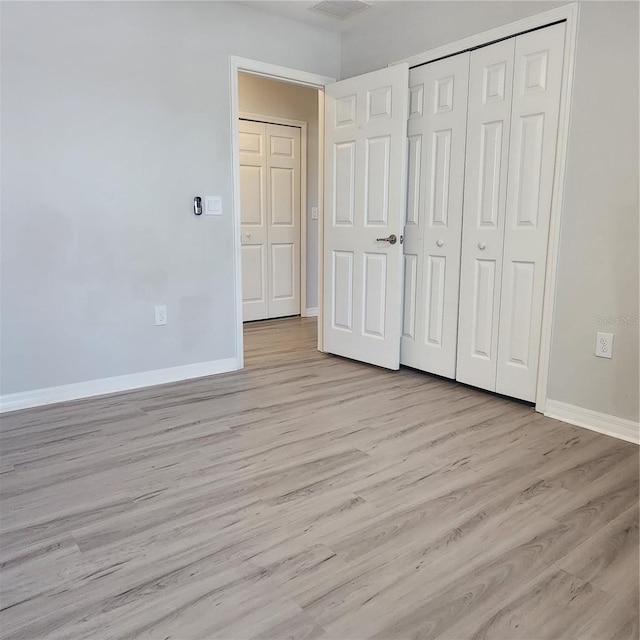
[1,317,637,639]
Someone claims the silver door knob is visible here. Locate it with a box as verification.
[245,233,251,238]
[436,239,444,247]
[376,234,397,245]
[478,242,486,250]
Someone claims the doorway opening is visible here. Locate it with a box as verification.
[230,59,333,367]
[237,72,315,323]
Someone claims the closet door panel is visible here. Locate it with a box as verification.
[400,119,424,351]
[240,120,269,321]
[456,38,515,392]
[400,52,470,377]
[496,23,565,401]
[266,123,301,319]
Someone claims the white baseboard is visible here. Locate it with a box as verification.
[0,357,239,414]
[545,400,639,445]
[304,307,318,317]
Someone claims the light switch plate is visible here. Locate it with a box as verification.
[205,196,222,216]
[311,207,318,220]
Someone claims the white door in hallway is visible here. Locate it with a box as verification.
[400,52,470,378]
[323,64,409,370]
[239,120,301,321]
[456,38,515,392]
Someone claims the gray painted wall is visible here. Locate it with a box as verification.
[238,73,320,310]
[546,1,639,421]
[0,1,339,394]
[341,1,639,422]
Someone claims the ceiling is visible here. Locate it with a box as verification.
[238,1,399,33]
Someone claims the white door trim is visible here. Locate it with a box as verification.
[239,112,308,318]
[229,56,335,368]
[390,2,580,414]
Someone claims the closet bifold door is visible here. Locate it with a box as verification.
[240,120,301,322]
[495,22,565,401]
[456,39,515,392]
[400,52,470,377]
[265,123,301,320]
[240,120,269,322]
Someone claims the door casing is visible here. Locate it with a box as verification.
[230,57,334,368]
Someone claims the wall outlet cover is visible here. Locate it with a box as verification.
[154,305,167,326]
[595,332,613,358]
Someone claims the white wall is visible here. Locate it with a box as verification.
[238,73,320,310]
[341,1,639,422]
[0,1,339,396]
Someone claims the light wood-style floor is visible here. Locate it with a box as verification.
[1,317,638,640]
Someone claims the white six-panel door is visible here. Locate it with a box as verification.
[495,23,565,401]
[323,64,409,369]
[400,53,470,377]
[456,38,516,392]
[239,120,301,321]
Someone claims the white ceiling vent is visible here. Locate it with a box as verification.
[309,0,372,21]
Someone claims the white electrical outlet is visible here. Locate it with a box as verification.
[154,305,167,326]
[595,332,613,358]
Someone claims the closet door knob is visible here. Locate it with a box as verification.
[478,242,486,250]
[436,239,444,247]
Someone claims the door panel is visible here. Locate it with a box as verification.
[239,166,264,225]
[425,255,446,346]
[471,258,497,359]
[332,250,354,331]
[240,120,269,321]
[402,254,418,339]
[496,23,565,401]
[323,64,409,369]
[456,39,515,392]
[400,53,470,378]
[478,121,505,227]
[241,245,266,305]
[406,135,422,226]
[334,143,356,225]
[271,243,295,300]
[270,168,294,226]
[239,120,301,321]
[365,136,391,225]
[266,123,301,318]
[363,252,388,337]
